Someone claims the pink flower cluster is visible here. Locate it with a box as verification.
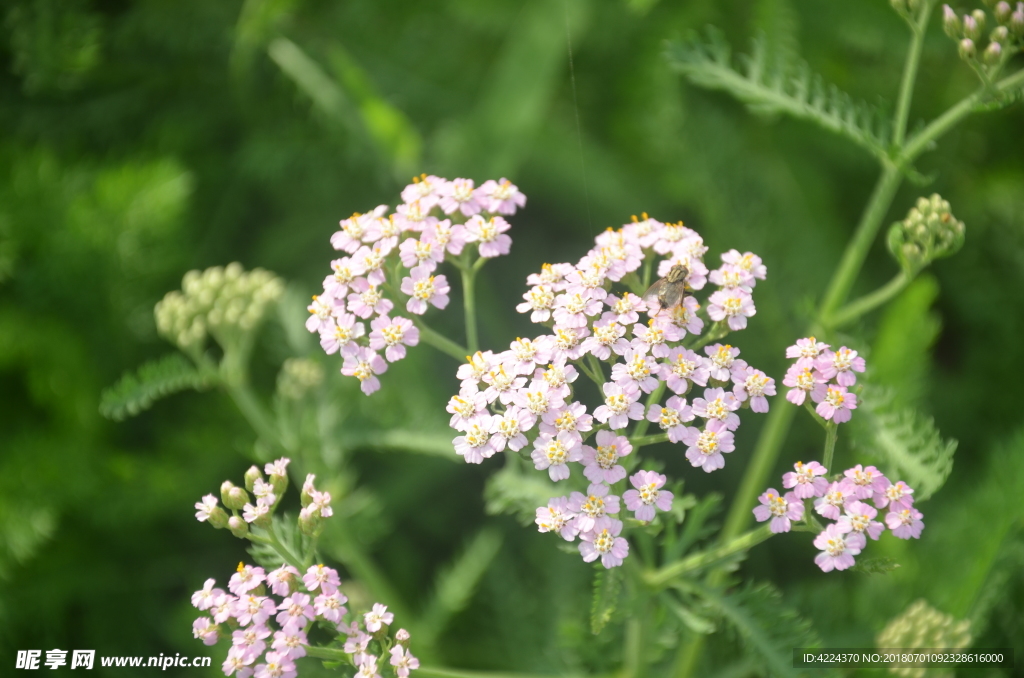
[307,176,525,394]
[753,461,924,572]
[782,338,865,423]
[192,458,417,677]
[449,212,774,568]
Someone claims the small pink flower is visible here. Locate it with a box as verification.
[811,384,858,423]
[816,346,866,387]
[275,592,314,629]
[192,617,219,646]
[400,266,450,315]
[783,461,829,499]
[306,293,337,333]
[398,236,444,272]
[195,495,219,523]
[233,595,276,626]
[517,284,556,322]
[813,523,862,572]
[314,590,348,623]
[707,288,755,331]
[837,500,885,540]
[660,348,710,394]
[505,336,551,376]
[368,315,420,362]
[439,178,483,216]
[623,470,673,522]
[580,430,631,484]
[840,464,888,501]
[346,278,393,319]
[272,627,309,660]
[752,488,804,533]
[489,406,530,452]
[332,206,386,253]
[423,218,467,256]
[477,178,526,214]
[540,401,593,444]
[535,496,580,541]
[578,517,629,568]
[453,416,496,464]
[720,250,766,281]
[646,396,694,443]
[341,347,388,395]
[231,624,271,663]
[465,215,512,257]
[267,565,300,597]
[582,319,628,360]
[814,481,852,521]
[364,603,394,632]
[319,313,365,356]
[785,337,830,367]
[351,241,393,287]
[324,257,358,298]
[390,645,421,677]
[704,344,746,382]
[552,290,603,329]
[691,387,741,430]
[886,507,924,539]
[593,381,644,430]
[401,174,445,209]
[682,419,735,473]
[481,364,527,405]
[446,389,488,431]
[874,479,915,511]
[255,651,297,678]
[733,367,776,413]
[229,565,266,596]
[783,364,821,406]
[603,292,645,325]
[611,350,660,393]
[191,578,223,611]
[531,432,583,481]
[568,483,621,532]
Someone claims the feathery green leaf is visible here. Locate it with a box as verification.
[99,354,215,421]
[590,566,623,635]
[851,385,956,501]
[666,27,890,161]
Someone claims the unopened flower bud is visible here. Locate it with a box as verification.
[228,516,249,538]
[395,628,410,645]
[206,506,229,529]
[298,506,320,536]
[963,15,981,40]
[991,25,1010,43]
[959,38,977,58]
[983,40,1003,63]
[1010,7,1024,35]
[888,194,965,274]
[995,1,1012,23]
[300,473,316,507]
[244,466,263,493]
[972,9,988,32]
[943,5,962,36]
[221,481,250,510]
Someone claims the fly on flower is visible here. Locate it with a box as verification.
[642,263,690,313]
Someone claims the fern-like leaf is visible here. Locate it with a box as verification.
[590,566,623,635]
[665,28,890,161]
[419,528,503,646]
[696,582,820,678]
[851,385,956,501]
[484,465,562,525]
[100,353,215,421]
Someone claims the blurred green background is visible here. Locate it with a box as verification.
[1,0,1022,675]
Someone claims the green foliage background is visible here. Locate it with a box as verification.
[1,0,1022,675]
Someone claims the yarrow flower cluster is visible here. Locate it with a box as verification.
[941,2,1024,67]
[754,461,924,572]
[449,209,777,568]
[156,263,285,353]
[193,458,418,677]
[307,176,525,394]
[782,337,864,423]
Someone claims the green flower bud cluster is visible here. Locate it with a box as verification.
[155,263,284,353]
[276,358,324,400]
[943,2,1024,68]
[887,194,965,275]
[876,599,971,678]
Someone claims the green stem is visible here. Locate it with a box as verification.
[645,524,774,589]
[826,271,910,329]
[629,382,666,443]
[630,432,668,448]
[585,354,607,384]
[413,318,469,361]
[225,382,284,455]
[892,2,933,148]
[901,68,1024,164]
[818,165,904,320]
[461,253,481,353]
[303,645,349,661]
[803,401,829,430]
[822,421,839,471]
[686,321,728,352]
[717,403,798,550]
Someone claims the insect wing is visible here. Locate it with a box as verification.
[658,281,686,311]
[642,278,669,312]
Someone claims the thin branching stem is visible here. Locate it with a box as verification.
[892,1,935,148]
